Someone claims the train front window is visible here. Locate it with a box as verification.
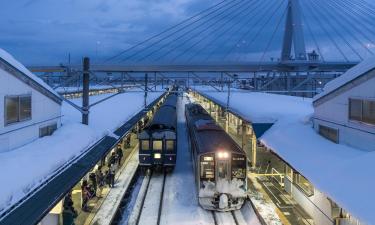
[232,154,246,179]
[141,140,149,150]
[153,140,163,151]
[217,161,229,180]
[166,140,174,151]
[200,155,215,180]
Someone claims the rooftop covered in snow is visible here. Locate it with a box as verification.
[194,87,374,224]
[0,48,61,104]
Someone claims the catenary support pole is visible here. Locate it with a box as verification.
[144,73,148,108]
[82,57,90,125]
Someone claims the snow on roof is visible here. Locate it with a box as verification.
[0,91,163,214]
[195,86,312,123]
[0,48,59,97]
[195,87,374,224]
[314,56,375,102]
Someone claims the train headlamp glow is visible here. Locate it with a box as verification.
[217,151,229,159]
[154,153,161,159]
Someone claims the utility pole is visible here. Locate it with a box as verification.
[144,73,148,108]
[82,57,90,125]
[225,80,231,132]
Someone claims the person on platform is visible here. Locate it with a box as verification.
[116,147,123,166]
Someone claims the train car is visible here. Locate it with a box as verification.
[138,94,178,168]
[185,103,247,211]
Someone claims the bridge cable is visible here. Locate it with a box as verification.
[318,0,374,56]
[303,0,349,62]
[102,0,234,63]
[308,0,363,61]
[234,0,286,61]
[135,0,247,62]
[198,0,270,62]
[336,0,375,38]
[258,6,288,66]
[300,4,325,62]
[339,0,375,29]
[164,0,259,62]
[221,0,285,61]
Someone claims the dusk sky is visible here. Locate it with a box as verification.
[1,0,374,65]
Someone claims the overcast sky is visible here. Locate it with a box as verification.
[1,0,374,65]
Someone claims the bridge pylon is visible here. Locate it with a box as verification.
[281,0,307,61]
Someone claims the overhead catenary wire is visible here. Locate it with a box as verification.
[136,0,247,62]
[102,0,232,64]
[308,0,363,61]
[165,0,257,62]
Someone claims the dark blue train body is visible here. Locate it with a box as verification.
[138,94,178,167]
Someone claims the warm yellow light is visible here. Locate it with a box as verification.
[154,153,161,159]
[218,151,229,159]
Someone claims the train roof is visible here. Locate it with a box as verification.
[186,103,244,155]
[148,94,177,131]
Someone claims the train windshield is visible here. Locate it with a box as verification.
[166,140,174,151]
[200,154,215,180]
[153,140,163,150]
[232,154,246,179]
[217,160,229,180]
[141,140,149,150]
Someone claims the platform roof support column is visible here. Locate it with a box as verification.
[281,0,307,61]
[251,132,257,169]
[144,73,148,108]
[82,57,90,125]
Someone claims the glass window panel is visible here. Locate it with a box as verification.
[141,140,149,150]
[19,96,31,121]
[166,140,174,150]
[295,174,314,197]
[5,96,19,125]
[319,125,338,143]
[363,100,375,125]
[349,99,362,121]
[153,140,163,150]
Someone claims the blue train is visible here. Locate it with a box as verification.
[138,94,178,168]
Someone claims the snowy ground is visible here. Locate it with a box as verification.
[194,86,375,224]
[0,90,163,215]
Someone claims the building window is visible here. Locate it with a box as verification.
[141,140,149,150]
[153,140,163,151]
[39,123,57,137]
[5,95,32,125]
[319,125,339,143]
[294,173,314,197]
[349,98,375,125]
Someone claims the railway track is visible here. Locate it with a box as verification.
[129,170,167,225]
[211,201,256,225]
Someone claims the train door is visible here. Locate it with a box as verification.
[152,139,163,165]
[216,159,230,182]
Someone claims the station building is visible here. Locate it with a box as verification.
[0,49,62,152]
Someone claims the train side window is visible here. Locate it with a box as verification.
[153,140,163,150]
[141,140,150,150]
[166,140,174,151]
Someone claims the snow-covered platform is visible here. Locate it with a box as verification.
[0,91,165,225]
[193,86,375,224]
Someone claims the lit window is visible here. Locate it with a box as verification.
[141,140,150,150]
[166,140,174,151]
[319,125,339,143]
[5,95,32,125]
[153,140,163,150]
[294,173,314,197]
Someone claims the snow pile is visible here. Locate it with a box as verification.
[0,91,163,214]
[314,56,375,101]
[0,48,59,97]
[199,179,246,198]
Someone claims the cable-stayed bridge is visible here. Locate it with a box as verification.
[28,0,375,96]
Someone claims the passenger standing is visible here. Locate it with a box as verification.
[116,147,123,166]
[81,180,90,211]
[95,166,104,197]
[89,172,97,196]
[109,163,116,187]
[108,152,117,168]
[62,202,77,225]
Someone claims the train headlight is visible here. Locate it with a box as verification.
[218,151,229,159]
